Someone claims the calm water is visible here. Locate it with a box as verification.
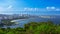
[2,16,60,28]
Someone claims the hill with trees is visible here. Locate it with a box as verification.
[0,21,60,34]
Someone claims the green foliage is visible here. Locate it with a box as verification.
[0,21,60,34]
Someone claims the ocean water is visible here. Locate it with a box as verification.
[2,15,60,28]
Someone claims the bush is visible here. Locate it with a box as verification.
[0,21,60,34]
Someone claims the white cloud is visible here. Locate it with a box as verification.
[7,5,12,9]
[0,0,15,12]
[23,8,40,11]
[0,0,60,13]
[0,5,13,11]
[46,7,50,9]
[56,9,60,11]
[51,7,55,9]
[46,7,60,11]
[12,7,60,11]
[46,7,55,10]
[24,7,60,11]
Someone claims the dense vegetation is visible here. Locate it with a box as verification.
[0,21,60,34]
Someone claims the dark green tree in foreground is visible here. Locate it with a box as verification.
[24,21,60,34]
[0,21,60,34]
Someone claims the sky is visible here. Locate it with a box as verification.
[0,0,60,15]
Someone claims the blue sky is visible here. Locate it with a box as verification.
[0,0,60,15]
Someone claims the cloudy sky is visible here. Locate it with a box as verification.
[0,0,60,15]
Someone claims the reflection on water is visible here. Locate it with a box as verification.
[2,16,60,28]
